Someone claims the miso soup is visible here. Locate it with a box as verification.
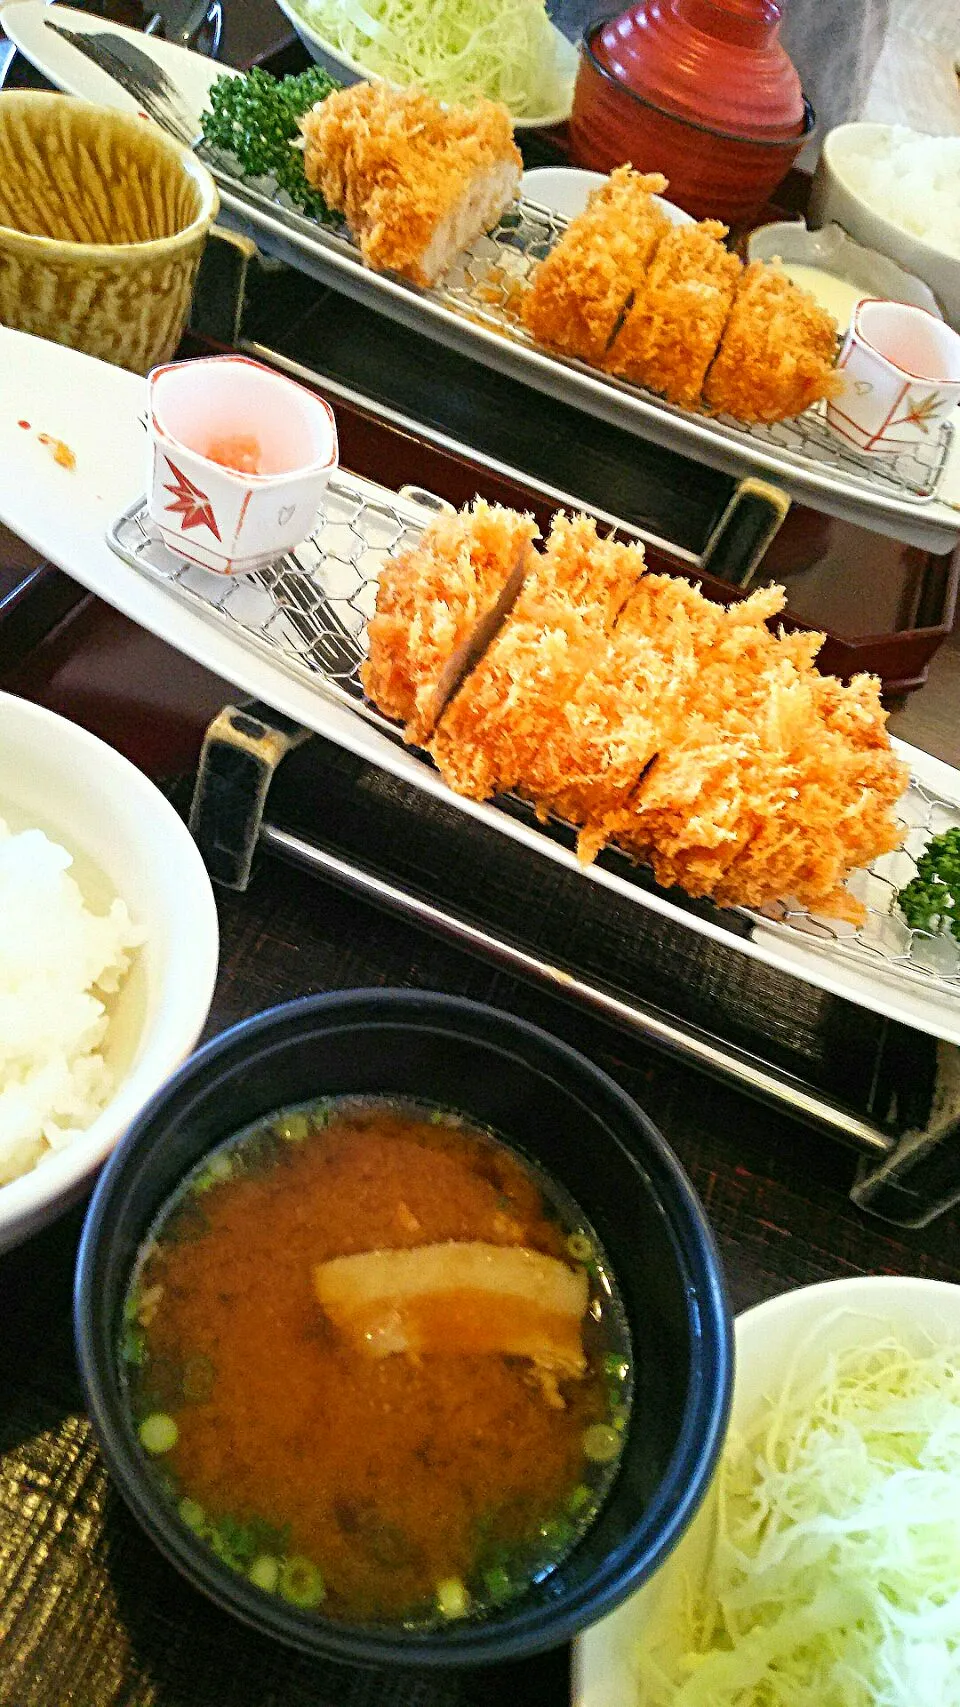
[121,1098,632,1627]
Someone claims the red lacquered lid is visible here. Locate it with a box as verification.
[595,0,806,141]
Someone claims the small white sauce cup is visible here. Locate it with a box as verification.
[146,355,338,574]
[826,299,960,453]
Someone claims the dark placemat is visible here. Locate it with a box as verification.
[264,734,912,1117]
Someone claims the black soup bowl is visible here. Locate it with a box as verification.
[75,989,732,1667]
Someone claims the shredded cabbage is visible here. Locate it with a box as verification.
[290,0,577,121]
[637,1324,960,1706]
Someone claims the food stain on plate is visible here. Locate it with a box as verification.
[16,418,76,469]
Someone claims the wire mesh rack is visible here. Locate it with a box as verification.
[196,143,953,510]
[108,481,960,1005]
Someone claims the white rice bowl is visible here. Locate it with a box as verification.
[0,693,219,1254]
[0,816,143,1186]
[840,128,960,262]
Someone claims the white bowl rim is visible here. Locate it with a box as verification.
[273,0,577,129]
[0,92,219,262]
[0,692,219,1235]
[819,121,960,270]
[735,1272,960,1343]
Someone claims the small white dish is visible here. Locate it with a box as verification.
[828,298,960,453]
[0,692,219,1254]
[522,165,694,226]
[272,0,578,130]
[747,219,943,332]
[147,355,339,575]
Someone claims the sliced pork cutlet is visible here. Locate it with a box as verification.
[361,500,538,745]
[605,221,742,407]
[300,83,522,288]
[609,590,906,914]
[553,569,729,861]
[520,167,671,365]
[702,260,841,423]
[706,669,908,918]
[430,515,661,815]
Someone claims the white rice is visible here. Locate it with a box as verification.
[841,128,960,261]
[0,816,142,1187]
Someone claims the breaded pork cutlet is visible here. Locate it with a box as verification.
[430,515,659,815]
[520,167,671,365]
[703,260,842,423]
[299,83,522,287]
[430,520,732,854]
[608,592,907,915]
[360,500,538,744]
[605,220,742,407]
[363,501,906,916]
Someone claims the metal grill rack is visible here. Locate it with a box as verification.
[196,143,953,510]
[439,204,952,505]
[108,482,960,1008]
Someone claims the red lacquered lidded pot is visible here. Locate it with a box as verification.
[570,0,815,228]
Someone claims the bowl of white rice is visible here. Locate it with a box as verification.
[809,124,960,330]
[0,692,218,1253]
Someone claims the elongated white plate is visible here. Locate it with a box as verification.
[0,1,234,130]
[2,325,960,1043]
[5,2,960,554]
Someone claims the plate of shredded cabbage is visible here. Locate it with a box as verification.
[573,1275,960,1707]
[272,0,579,127]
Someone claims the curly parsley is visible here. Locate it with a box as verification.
[201,66,340,222]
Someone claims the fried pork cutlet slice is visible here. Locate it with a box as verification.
[702,261,842,423]
[361,501,538,745]
[520,167,671,365]
[430,515,657,813]
[605,220,741,407]
[610,594,907,916]
[299,82,522,287]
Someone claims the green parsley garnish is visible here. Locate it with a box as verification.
[200,67,340,222]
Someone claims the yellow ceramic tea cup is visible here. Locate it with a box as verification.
[0,91,219,375]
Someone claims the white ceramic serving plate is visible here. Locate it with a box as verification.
[809,123,960,331]
[522,166,694,226]
[0,1,234,133]
[271,0,578,129]
[5,4,960,548]
[574,1273,960,1707]
[0,691,219,1253]
[3,326,960,1051]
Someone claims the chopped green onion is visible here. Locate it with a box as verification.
[603,1354,630,1381]
[249,1554,280,1593]
[567,1483,592,1515]
[121,1325,146,1366]
[436,1577,470,1619]
[565,1231,593,1263]
[481,1564,512,1602]
[178,1497,207,1532]
[278,1555,326,1608]
[138,1413,178,1455]
[582,1423,621,1464]
[275,1112,310,1143]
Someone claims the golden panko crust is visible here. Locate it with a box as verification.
[300,82,521,286]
